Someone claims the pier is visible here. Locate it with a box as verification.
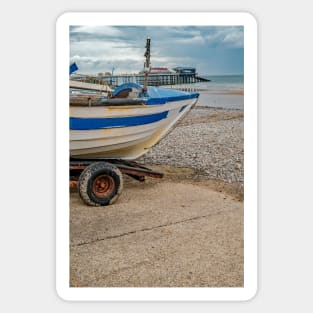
[102,73,210,87]
[71,72,210,89]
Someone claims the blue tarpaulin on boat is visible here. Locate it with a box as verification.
[147,86,198,99]
[112,83,142,97]
[112,82,199,105]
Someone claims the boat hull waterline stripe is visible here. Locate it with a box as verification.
[70,111,169,130]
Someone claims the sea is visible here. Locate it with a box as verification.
[199,74,244,93]
[169,74,244,110]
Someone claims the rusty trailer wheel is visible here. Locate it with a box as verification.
[92,174,115,198]
[78,162,123,206]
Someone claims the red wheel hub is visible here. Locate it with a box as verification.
[92,174,115,198]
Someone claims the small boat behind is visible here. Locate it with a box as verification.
[70,82,199,160]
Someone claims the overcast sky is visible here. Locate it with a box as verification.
[70,26,243,76]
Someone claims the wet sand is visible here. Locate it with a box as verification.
[197,92,244,110]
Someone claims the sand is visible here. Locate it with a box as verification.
[70,176,243,287]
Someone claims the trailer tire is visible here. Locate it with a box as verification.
[78,162,123,206]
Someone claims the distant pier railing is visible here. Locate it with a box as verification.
[71,73,210,88]
[104,73,210,87]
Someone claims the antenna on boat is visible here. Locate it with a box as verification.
[142,37,151,94]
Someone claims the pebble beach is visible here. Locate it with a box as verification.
[140,89,244,198]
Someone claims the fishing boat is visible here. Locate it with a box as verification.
[70,83,199,159]
[70,38,199,160]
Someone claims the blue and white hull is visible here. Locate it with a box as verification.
[70,83,199,160]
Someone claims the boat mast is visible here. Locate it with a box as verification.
[142,37,151,94]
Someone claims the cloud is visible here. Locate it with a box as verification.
[205,27,244,48]
[176,35,205,45]
[70,25,124,37]
[223,29,244,48]
[70,26,244,74]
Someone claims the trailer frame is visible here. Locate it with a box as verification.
[70,158,164,206]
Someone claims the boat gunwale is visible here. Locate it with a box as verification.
[70,92,199,107]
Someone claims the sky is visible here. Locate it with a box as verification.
[70,26,244,76]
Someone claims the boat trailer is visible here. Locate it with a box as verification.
[70,159,164,206]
